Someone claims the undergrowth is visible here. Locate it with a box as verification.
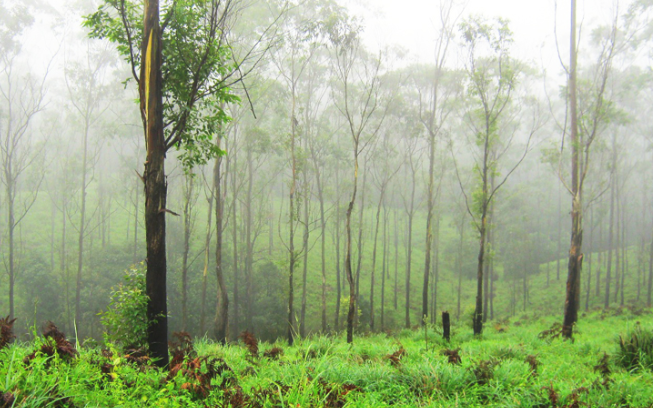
[0,310,650,407]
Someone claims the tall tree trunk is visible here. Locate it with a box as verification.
[141,0,168,366]
[457,214,464,319]
[431,212,440,324]
[405,168,416,329]
[605,141,616,309]
[381,203,388,330]
[314,160,327,333]
[614,175,621,304]
[181,175,194,331]
[230,144,240,338]
[300,166,310,338]
[7,178,15,320]
[287,86,298,345]
[422,131,436,325]
[369,188,385,332]
[75,115,89,336]
[334,167,342,331]
[557,183,562,281]
[562,0,582,339]
[214,142,228,344]
[355,169,367,303]
[620,206,626,306]
[585,208,593,312]
[394,210,399,310]
[473,209,488,335]
[245,148,254,331]
[596,212,602,298]
[482,216,492,323]
[345,147,360,343]
[199,183,214,335]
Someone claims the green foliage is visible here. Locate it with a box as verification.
[0,313,650,406]
[616,324,653,371]
[100,263,149,349]
[82,0,240,170]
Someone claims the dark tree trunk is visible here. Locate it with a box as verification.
[562,0,582,339]
[483,218,491,323]
[345,148,360,344]
[140,0,168,366]
[422,133,436,326]
[355,168,367,304]
[442,311,450,342]
[473,210,488,335]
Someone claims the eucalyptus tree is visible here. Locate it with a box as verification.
[63,43,116,336]
[456,17,541,335]
[399,127,422,329]
[559,2,620,338]
[367,121,401,331]
[327,16,388,343]
[84,0,275,365]
[0,4,49,320]
[179,172,199,331]
[414,0,464,326]
[269,0,329,344]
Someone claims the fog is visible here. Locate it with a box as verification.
[0,0,651,344]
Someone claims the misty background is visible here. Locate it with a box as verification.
[0,0,651,342]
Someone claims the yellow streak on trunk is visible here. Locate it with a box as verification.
[144,29,154,118]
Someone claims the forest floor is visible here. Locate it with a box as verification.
[1,308,652,407]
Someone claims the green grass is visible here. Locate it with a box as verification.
[1,310,652,407]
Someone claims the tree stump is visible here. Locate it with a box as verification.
[442,311,450,341]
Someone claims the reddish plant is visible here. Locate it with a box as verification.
[24,322,77,363]
[239,331,258,358]
[263,347,284,360]
[0,316,16,350]
[386,347,407,367]
[441,348,462,365]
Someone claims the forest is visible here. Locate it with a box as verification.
[1,0,653,406]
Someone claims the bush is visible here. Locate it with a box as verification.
[616,325,653,371]
[99,263,148,349]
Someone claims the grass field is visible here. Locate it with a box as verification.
[1,308,652,407]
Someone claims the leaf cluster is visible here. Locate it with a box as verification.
[83,0,241,170]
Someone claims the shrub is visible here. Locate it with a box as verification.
[99,263,148,350]
[616,325,653,371]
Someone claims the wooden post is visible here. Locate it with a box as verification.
[442,311,450,342]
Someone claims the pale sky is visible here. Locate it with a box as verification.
[347,0,624,70]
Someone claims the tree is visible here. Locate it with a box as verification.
[0,4,48,320]
[415,0,462,326]
[84,0,269,365]
[560,2,618,339]
[327,16,386,343]
[63,43,114,336]
[455,17,540,335]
